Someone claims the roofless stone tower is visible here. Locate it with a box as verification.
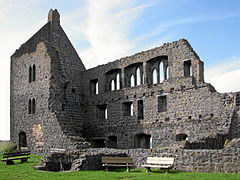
[10,9,88,153]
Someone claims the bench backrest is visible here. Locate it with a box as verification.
[146,157,174,165]
[3,151,30,158]
[102,157,133,164]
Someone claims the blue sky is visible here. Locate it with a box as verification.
[0,0,240,140]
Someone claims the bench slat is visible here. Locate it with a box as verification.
[3,153,30,158]
[146,157,174,165]
[0,157,30,162]
[142,164,172,168]
[102,157,133,164]
[103,164,134,167]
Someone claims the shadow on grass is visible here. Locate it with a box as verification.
[148,169,181,174]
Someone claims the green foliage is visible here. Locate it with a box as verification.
[0,141,17,154]
[0,155,240,180]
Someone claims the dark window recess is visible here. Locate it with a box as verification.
[28,99,32,114]
[97,104,107,119]
[32,64,36,82]
[29,64,36,83]
[170,88,174,93]
[19,131,27,148]
[28,98,36,114]
[138,100,144,119]
[90,79,98,95]
[32,98,35,114]
[188,116,192,119]
[106,136,117,148]
[61,104,65,111]
[122,102,133,116]
[91,139,105,148]
[176,134,188,141]
[29,66,32,83]
[158,96,167,112]
[72,88,76,93]
[184,60,192,76]
[134,133,151,149]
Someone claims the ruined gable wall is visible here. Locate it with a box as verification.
[10,40,86,154]
[79,39,234,149]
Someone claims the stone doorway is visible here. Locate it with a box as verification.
[19,131,27,149]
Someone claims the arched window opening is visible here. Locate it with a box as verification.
[111,79,115,91]
[159,62,164,83]
[32,64,36,82]
[130,103,134,116]
[105,107,108,119]
[190,65,192,76]
[116,73,120,90]
[130,74,135,87]
[166,66,169,80]
[19,131,27,148]
[176,134,188,141]
[29,66,32,83]
[28,99,32,114]
[32,98,35,114]
[152,69,157,84]
[150,137,153,149]
[136,67,141,86]
[134,133,151,149]
[96,82,99,94]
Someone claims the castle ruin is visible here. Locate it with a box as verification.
[10,9,240,159]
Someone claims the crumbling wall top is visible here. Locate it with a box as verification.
[48,9,60,25]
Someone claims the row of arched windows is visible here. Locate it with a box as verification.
[28,98,36,114]
[29,64,36,83]
[111,73,120,91]
[152,62,169,84]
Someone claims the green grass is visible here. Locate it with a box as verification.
[0,155,239,180]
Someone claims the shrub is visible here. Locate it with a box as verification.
[0,141,17,154]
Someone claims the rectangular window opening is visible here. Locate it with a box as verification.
[122,102,133,116]
[138,100,143,119]
[90,79,98,95]
[158,96,167,112]
[184,60,192,77]
[97,104,107,119]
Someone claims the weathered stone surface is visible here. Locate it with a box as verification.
[39,138,240,173]
[10,8,240,172]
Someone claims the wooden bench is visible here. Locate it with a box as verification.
[102,156,133,172]
[0,150,30,165]
[142,157,174,173]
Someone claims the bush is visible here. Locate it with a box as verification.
[0,141,17,154]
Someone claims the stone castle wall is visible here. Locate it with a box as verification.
[10,9,240,155]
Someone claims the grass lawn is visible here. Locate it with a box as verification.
[0,155,240,180]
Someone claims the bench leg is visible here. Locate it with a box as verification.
[165,169,169,174]
[146,167,151,173]
[105,167,109,171]
[21,158,27,163]
[126,166,130,172]
[6,160,14,165]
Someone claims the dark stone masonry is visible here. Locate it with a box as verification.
[10,9,240,172]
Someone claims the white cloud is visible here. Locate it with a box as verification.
[74,0,153,68]
[0,0,45,140]
[205,58,240,93]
